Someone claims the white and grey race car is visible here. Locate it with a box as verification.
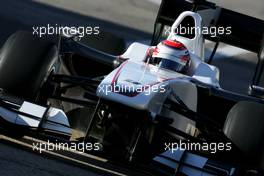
[0,0,264,175]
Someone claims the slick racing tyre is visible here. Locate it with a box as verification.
[0,31,59,100]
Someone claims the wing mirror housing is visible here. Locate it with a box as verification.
[248,85,264,98]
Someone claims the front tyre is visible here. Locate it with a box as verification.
[0,31,59,100]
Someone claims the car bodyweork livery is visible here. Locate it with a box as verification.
[0,0,264,175]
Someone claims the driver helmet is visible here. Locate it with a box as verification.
[152,40,190,73]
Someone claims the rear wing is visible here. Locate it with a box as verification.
[152,0,264,88]
[152,0,264,54]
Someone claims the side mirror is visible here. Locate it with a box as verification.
[60,27,81,40]
[248,85,264,98]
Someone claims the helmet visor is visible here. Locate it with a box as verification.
[158,58,185,73]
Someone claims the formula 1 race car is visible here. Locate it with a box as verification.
[0,0,264,175]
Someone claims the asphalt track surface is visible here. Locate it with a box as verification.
[0,0,263,176]
[0,140,103,176]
